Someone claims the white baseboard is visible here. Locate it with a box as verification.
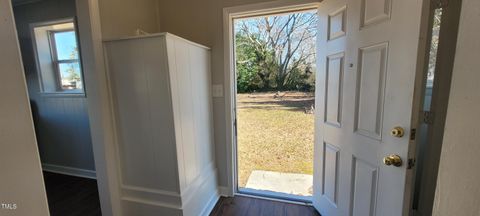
[200,189,220,216]
[42,163,96,179]
[218,186,231,197]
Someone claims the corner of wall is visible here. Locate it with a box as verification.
[155,0,161,32]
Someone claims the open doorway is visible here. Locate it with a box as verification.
[12,0,101,215]
[233,9,318,202]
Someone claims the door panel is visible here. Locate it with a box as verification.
[322,142,340,205]
[325,52,344,127]
[360,0,392,27]
[313,1,348,214]
[355,42,388,140]
[313,0,426,215]
[351,157,378,216]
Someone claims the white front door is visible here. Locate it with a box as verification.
[313,0,426,215]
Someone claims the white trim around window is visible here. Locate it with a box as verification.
[30,17,86,96]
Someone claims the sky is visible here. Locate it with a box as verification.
[53,31,78,60]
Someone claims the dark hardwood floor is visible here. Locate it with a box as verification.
[43,172,319,216]
[210,196,320,216]
[43,171,102,216]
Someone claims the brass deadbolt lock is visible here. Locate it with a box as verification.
[383,154,403,167]
[390,126,405,138]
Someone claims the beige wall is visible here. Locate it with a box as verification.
[98,0,159,39]
[157,0,282,187]
[94,0,285,192]
[0,0,49,215]
[432,0,480,215]
[94,0,279,203]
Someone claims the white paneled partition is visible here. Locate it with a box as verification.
[104,33,218,216]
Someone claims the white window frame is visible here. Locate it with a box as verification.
[30,18,85,96]
[48,28,83,92]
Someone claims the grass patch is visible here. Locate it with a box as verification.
[237,91,315,187]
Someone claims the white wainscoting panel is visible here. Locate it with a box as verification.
[104,33,218,216]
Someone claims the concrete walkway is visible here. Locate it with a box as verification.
[245,170,313,196]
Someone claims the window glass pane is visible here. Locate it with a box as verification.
[58,62,82,90]
[53,31,79,60]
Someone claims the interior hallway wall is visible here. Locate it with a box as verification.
[432,0,480,215]
[13,0,96,175]
[98,0,159,39]
[92,0,279,190]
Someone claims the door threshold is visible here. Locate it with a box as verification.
[236,188,312,206]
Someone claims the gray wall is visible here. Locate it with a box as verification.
[13,0,96,172]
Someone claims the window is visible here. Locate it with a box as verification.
[32,19,84,94]
[49,30,83,91]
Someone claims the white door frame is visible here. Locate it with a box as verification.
[414,0,463,214]
[222,0,321,197]
[75,0,122,215]
[8,0,122,215]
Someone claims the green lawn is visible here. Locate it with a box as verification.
[237,91,315,187]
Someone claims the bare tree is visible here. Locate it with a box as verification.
[236,11,317,90]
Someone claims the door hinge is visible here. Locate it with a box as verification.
[423,111,435,125]
[407,158,416,169]
[410,128,417,141]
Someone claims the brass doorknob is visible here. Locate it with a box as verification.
[383,154,402,167]
[390,127,405,138]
